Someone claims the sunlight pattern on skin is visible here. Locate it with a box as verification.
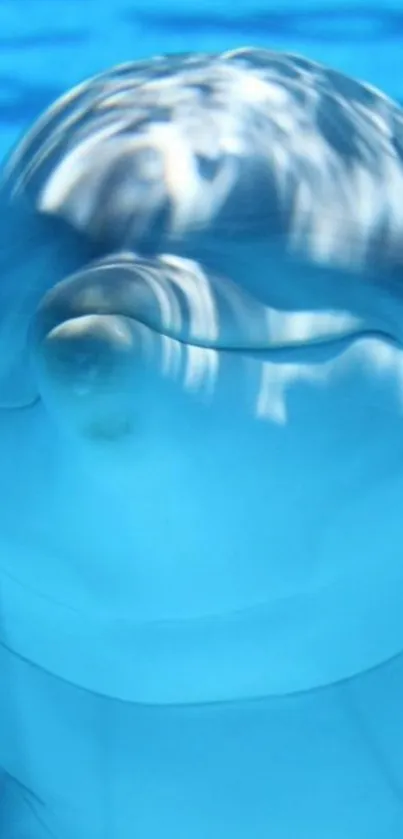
[4,48,403,273]
[35,251,376,425]
[1,46,403,424]
[256,338,403,425]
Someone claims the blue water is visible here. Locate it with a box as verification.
[2,2,403,839]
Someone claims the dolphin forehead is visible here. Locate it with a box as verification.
[4,48,403,274]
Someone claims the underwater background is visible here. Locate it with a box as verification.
[0,0,403,163]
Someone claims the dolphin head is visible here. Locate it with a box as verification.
[1,48,403,705]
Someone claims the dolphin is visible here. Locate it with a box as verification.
[1,47,403,838]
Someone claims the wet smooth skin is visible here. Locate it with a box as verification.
[1,48,403,838]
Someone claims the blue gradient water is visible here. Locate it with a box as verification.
[2,3,403,839]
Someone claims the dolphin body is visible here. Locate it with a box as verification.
[1,47,403,837]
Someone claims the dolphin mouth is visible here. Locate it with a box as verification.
[34,251,392,360]
[138,323,392,357]
[38,306,377,368]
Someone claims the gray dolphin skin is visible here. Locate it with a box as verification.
[1,47,403,838]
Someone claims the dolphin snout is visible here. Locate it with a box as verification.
[43,315,136,389]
